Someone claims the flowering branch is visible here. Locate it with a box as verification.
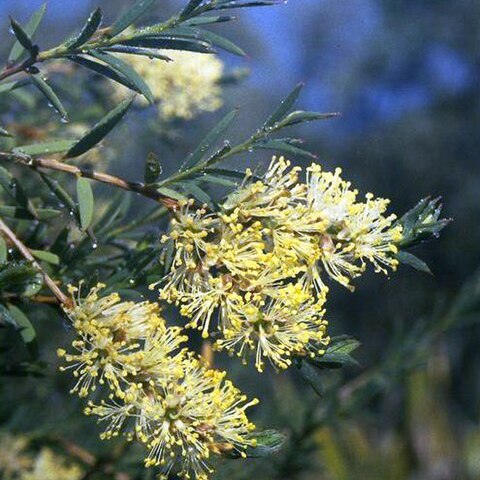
[0,216,70,305]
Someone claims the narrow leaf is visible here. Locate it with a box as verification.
[171,26,246,56]
[201,174,237,187]
[8,305,36,344]
[103,46,171,61]
[182,182,214,209]
[90,51,154,103]
[110,0,158,37]
[8,4,46,62]
[280,110,340,127]
[64,7,102,49]
[225,430,285,458]
[184,16,235,26]
[217,0,283,8]
[65,96,134,158]
[263,83,303,128]
[30,75,68,120]
[119,36,214,53]
[0,206,60,220]
[295,358,324,396]
[180,0,204,18]
[253,139,317,159]
[39,173,78,216]
[0,79,30,95]
[13,140,75,156]
[31,249,60,265]
[156,187,188,202]
[397,251,432,275]
[0,237,7,264]
[9,17,35,55]
[181,110,237,171]
[76,178,94,230]
[68,55,141,91]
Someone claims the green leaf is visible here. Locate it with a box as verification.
[144,152,162,184]
[8,305,36,344]
[8,4,46,62]
[180,0,204,18]
[253,139,317,159]
[64,7,102,49]
[65,96,134,158]
[217,0,283,8]
[76,178,94,231]
[0,206,60,220]
[200,174,237,187]
[279,110,340,127]
[119,36,214,53]
[110,0,158,37]
[0,237,7,264]
[156,187,188,202]
[13,139,75,156]
[181,110,237,171]
[295,358,324,396]
[171,26,246,56]
[0,304,16,327]
[102,46,171,61]
[9,17,35,56]
[225,430,285,458]
[396,197,450,249]
[0,167,37,217]
[205,167,249,180]
[30,249,60,265]
[0,262,43,297]
[30,75,68,120]
[182,182,214,209]
[0,79,30,95]
[39,173,78,222]
[90,51,154,103]
[68,54,143,92]
[309,337,360,369]
[263,83,303,128]
[163,238,175,274]
[396,251,432,275]
[184,15,234,26]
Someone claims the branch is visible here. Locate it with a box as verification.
[0,153,179,211]
[0,216,70,305]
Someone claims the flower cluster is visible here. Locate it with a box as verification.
[0,434,82,480]
[58,284,257,480]
[158,156,403,371]
[112,51,224,120]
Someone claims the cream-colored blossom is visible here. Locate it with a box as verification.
[20,448,83,480]
[112,51,224,119]
[59,284,258,479]
[157,156,403,371]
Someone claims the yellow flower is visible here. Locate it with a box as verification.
[58,283,185,397]
[20,448,83,480]
[86,355,258,479]
[112,51,224,120]
[216,285,329,372]
[157,156,403,370]
[59,284,257,479]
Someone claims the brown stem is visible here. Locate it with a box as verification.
[0,51,37,82]
[0,217,70,306]
[0,153,179,211]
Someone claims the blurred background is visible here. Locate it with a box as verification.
[0,0,479,479]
